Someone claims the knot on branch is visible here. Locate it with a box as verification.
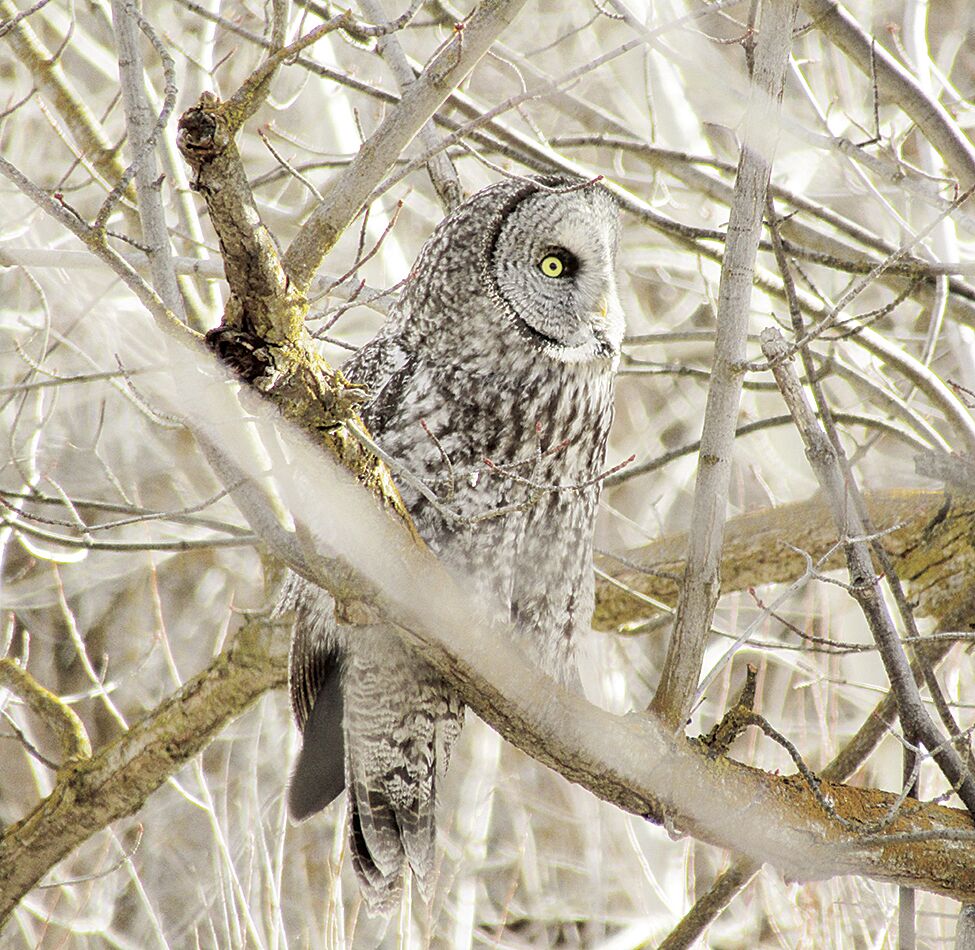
[204,320,367,437]
[177,91,230,178]
[205,325,271,384]
[700,664,758,758]
[263,359,368,434]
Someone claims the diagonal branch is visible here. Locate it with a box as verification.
[0,0,136,214]
[2,474,974,929]
[801,0,975,189]
[358,0,463,211]
[130,381,975,908]
[762,327,975,818]
[281,0,530,291]
[0,623,288,928]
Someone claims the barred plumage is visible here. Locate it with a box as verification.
[285,175,624,912]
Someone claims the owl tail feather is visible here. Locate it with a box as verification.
[345,730,438,915]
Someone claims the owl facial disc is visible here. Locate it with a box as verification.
[485,180,624,364]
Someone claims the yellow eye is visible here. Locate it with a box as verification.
[539,254,565,278]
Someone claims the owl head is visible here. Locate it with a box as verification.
[405,175,624,367]
[482,175,624,364]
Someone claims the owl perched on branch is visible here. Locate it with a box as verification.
[283,174,624,912]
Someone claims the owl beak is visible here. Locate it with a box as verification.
[596,295,608,320]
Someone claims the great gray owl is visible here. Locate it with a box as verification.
[282,173,624,913]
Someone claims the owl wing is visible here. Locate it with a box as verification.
[343,319,421,440]
[342,305,413,395]
[284,315,419,824]
[288,648,344,819]
[288,308,463,912]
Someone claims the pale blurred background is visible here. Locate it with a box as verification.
[2,1,974,946]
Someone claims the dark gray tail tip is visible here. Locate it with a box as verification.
[286,786,317,823]
[287,771,342,823]
[286,722,345,822]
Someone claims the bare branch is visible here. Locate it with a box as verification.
[0,623,287,927]
[762,327,975,817]
[650,0,800,729]
[0,0,136,210]
[108,0,183,315]
[0,155,199,349]
[358,0,462,211]
[0,659,91,766]
[281,0,531,291]
[801,0,975,189]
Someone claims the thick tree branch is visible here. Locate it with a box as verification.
[2,477,973,928]
[76,409,975,905]
[594,489,975,634]
[0,622,287,928]
[175,86,420,546]
[0,659,92,766]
